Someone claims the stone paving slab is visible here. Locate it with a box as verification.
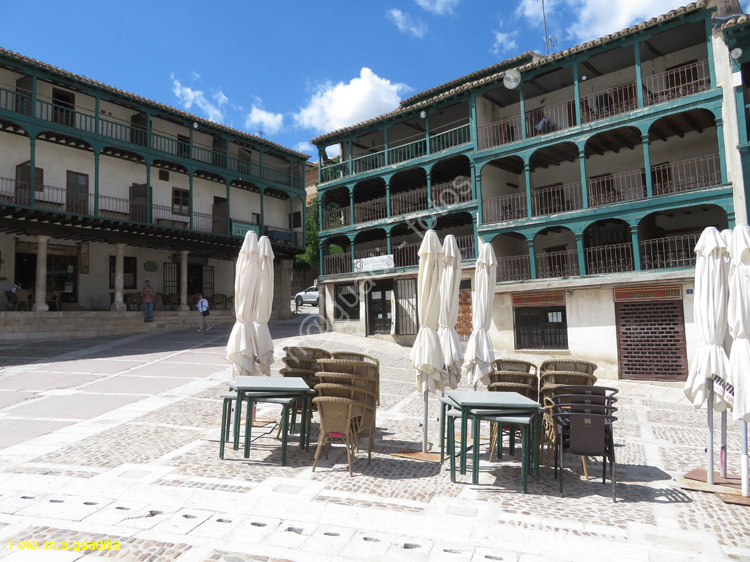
[0,323,747,562]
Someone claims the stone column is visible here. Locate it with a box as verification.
[32,235,50,312]
[178,250,190,311]
[111,243,126,312]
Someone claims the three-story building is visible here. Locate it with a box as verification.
[312,0,748,380]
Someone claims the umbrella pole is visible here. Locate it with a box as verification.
[742,421,749,497]
[707,387,714,485]
[721,411,727,479]
[423,389,429,454]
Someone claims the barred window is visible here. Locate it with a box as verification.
[514,306,568,350]
[334,282,360,321]
[109,256,137,289]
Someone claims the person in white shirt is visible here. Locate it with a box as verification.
[10,281,22,293]
[197,293,211,332]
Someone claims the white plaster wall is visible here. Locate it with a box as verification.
[99,156,146,199]
[642,44,709,77]
[566,289,619,377]
[530,158,580,187]
[0,131,32,180]
[263,195,290,229]
[533,228,575,252]
[481,163,525,199]
[192,177,226,214]
[151,170,189,207]
[99,100,137,135]
[150,117,189,144]
[0,68,23,90]
[648,128,719,165]
[322,282,366,336]
[230,189,261,222]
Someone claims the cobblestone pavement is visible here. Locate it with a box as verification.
[0,313,748,561]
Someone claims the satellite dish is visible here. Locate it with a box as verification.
[503,69,521,90]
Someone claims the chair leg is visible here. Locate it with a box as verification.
[312,435,325,472]
[559,437,565,497]
[220,398,230,459]
[521,424,529,494]
[472,416,480,485]
[581,456,589,480]
[440,402,447,463]
[280,404,289,466]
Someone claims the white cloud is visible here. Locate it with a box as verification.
[415,0,460,15]
[294,141,315,155]
[171,74,227,123]
[516,0,688,45]
[245,104,284,135]
[387,9,427,38]
[295,67,409,134]
[491,29,519,57]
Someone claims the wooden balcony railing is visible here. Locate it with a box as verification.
[432,176,472,207]
[640,233,699,270]
[323,253,352,275]
[643,60,710,107]
[525,100,576,138]
[478,115,521,150]
[652,153,721,196]
[482,192,528,223]
[588,170,646,207]
[391,187,428,216]
[532,182,583,216]
[354,197,387,224]
[585,243,634,274]
[354,246,388,260]
[580,81,638,124]
[393,241,420,268]
[388,138,428,165]
[455,234,476,260]
[497,255,531,282]
[429,123,471,153]
[0,87,302,189]
[536,249,579,279]
[322,207,350,230]
[352,152,385,175]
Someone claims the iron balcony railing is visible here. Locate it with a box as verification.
[585,243,634,274]
[354,197,388,224]
[388,138,428,165]
[532,182,583,216]
[393,241,420,268]
[0,87,302,189]
[580,81,638,124]
[455,234,476,261]
[643,60,710,107]
[640,233,699,270]
[430,123,471,153]
[536,249,580,279]
[352,152,385,175]
[322,206,351,230]
[478,115,521,150]
[323,253,352,275]
[354,246,388,260]
[497,255,532,282]
[482,192,528,223]
[652,153,721,196]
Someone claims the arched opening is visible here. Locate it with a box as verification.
[353,177,387,224]
[491,232,530,282]
[430,155,472,208]
[354,228,388,261]
[322,234,352,275]
[529,141,581,216]
[534,226,578,278]
[262,187,293,245]
[481,156,526,223]
[320,186,350,230]
[434,212,475,259]
[391,220,429,268]
[638,204,728,270]
[585,126,644,206]
[583,219,633,274]
[292,196,305,247]
[648,109,720,196]
[390,167,428,216]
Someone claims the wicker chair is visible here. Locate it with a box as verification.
[312,396,374,476]
[319,357,380,405]
[281,347,332,388]
[489,359,538,390]
[314,382,377,458]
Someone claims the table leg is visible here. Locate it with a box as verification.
[440,401,447,463]
[460,409,468,475]
[522,423,529,493]
[299,394,308,450]
[472,415,480,485]
[533,410,541,477]
[233,391,243,451]
[243,397,255,458]
[280,404,289,465]
[448,415,456,482]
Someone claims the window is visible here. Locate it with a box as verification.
[172,187,189,215]
[252,212,261,225]
[109,256,137,289]
[514,306,568,350]
[178,134,190,158]
[52,88,75,127]
[291,211,302,228]
[333,282,360,320]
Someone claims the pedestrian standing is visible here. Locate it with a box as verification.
[197,293,211,332]
[142,280,154,322]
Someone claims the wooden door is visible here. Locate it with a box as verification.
[66,171,89,214]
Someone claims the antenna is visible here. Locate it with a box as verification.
[540,0,551,55]
[255,128,266,138]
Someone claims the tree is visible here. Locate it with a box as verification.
[295,195,320,270]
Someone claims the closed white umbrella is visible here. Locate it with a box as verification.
[410,230,444,453]
[438,234,463,390]
[728,224,750,495]
[226,230,262,377]
[685,226,731,485]
[252,236,275,376]
[464,241,497,387]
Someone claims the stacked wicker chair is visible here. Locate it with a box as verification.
[539,359,598,473]
[315,358,379,465]
[280,346,331,389]
[329,351,381,404]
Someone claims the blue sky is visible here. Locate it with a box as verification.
[2,0,749,159]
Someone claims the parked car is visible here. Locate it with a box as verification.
[295,286,319,307]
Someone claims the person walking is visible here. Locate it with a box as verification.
[142,280,154,322]
[197,293,211,332]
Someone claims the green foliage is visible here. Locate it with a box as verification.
[295,195,320,270]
